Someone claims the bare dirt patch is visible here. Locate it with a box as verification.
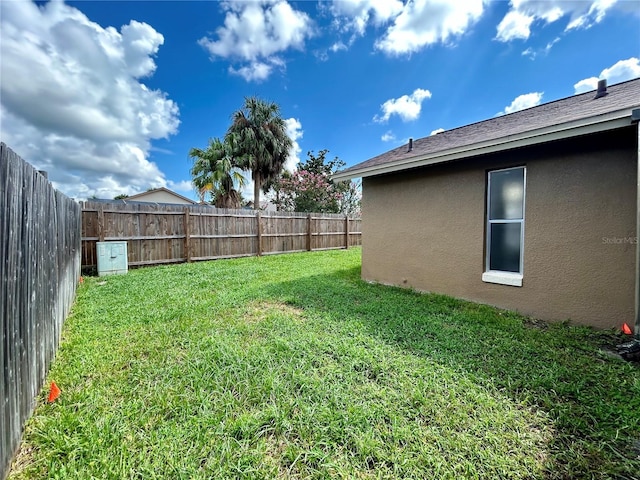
[245,301,305,323]
[9,442,38,478]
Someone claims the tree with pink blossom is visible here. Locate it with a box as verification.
[271,150,361,215]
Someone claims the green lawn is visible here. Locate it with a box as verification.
[10,248,640,479]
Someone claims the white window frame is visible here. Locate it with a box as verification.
[482,166,526,287]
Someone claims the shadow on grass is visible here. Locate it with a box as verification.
[259,265,640,479]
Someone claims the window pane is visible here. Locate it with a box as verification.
[489,223,521,272]
[489,168,524,220]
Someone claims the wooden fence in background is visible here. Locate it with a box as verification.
[0,144,82,479]
[80,201,361,269]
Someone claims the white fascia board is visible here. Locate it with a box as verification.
[333,109,636,182]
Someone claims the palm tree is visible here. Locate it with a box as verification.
[226,97,292,209]
[189,138,246,209]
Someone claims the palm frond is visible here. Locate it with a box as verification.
[189,136,247,207]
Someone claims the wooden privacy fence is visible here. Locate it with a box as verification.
[81,201,361,269]
[0,144,82,479]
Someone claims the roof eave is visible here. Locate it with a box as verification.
[128,187,197,204]
[333,108,637,182]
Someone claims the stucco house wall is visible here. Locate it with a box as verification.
[361,126,637,328]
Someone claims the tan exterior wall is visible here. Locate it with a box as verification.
[361,127,638,329]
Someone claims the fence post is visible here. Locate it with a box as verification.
[256,211,262,256]
[345,215,350,249]
[307,213,313,251]
[184,207,191,263]
[97,204,105,242]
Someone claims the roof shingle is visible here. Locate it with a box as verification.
[338,78,640,178]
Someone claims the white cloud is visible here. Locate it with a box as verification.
[430,128,445,135]
[229,62,274,82]
[496,10,535,41]
[374,88,432,123]
[198,1,313,82]
[314,41,348,63]
[122,20,165,78]
[522,37,560,59]
[0,0,179,200]
[497,92,543,116]
[521,47,535,58]
[330,41,348,53]
[574,77,599,94]
[381,131,396,142]
[167,180,195,194]
[330,0,404,37]
[574,57,640,93]
[284,117,303,172]
[329,0,484,55]
[596,57,639,83]
[496,0,619,42]
[375,0,484,55]
[566,0,617,30]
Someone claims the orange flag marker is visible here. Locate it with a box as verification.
[622,323,633,335]
[48,382,61,403]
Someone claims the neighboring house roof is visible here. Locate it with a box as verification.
[127,187,197,204]
[334,78,640,181]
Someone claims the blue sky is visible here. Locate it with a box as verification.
[1,0,639,201]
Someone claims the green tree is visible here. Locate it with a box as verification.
[226,97,292,210]
[189,138,246,209]
[336,179,362,217]
[114,194,129,200]
[297,149,343,177]
[272,150,361,215]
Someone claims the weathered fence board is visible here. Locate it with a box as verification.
[1,143,81,479]
[81,201,361,269]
